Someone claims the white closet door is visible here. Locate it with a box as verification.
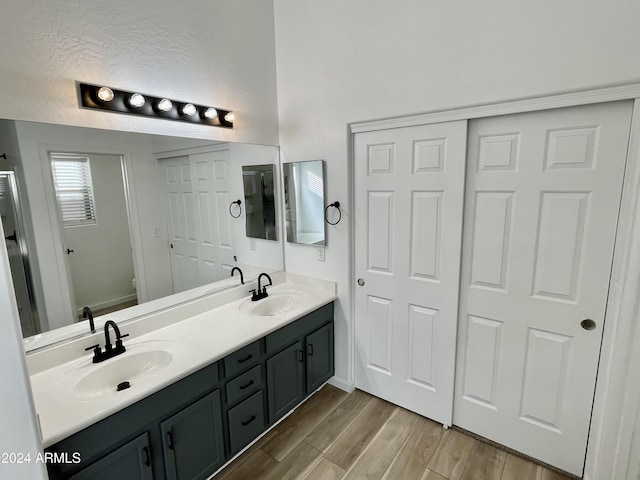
[454,101,633,475]
[159,156,200,293]
[354,120,467,425]
[190,150,235,284]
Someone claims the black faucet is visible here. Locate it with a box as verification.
[231,267,244,284]
[83,306,95,333]
[84,320,129,363]
[251,273,273,301]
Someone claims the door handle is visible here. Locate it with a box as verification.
[581,319,596,330]
[66,248,74,255]
[357,278,365,286]
[4,230,16,242]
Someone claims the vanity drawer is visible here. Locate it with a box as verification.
[226,365,262,405]
[224,340,261,378]
[227,391,265,455]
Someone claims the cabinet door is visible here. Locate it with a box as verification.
[161,390,225,480]
[306,323,334,393]
[68,433,152,480]
[266,340,304,423]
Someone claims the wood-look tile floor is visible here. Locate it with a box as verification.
[215,385,575,480]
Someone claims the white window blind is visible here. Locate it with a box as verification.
[51,155,96,227]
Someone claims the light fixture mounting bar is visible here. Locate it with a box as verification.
[78,82,233,129]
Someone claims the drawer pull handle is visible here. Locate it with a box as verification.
[242,415,256,426]
[167,431,174,450]
[308,343,314,356]
[238,354,253,363]
[297,349,304,363]
[143,446,150,467]
[240,380,255,390]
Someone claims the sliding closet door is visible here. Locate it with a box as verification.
[454,101,633,475]
[159,151,234,293]
[353,120,466,425]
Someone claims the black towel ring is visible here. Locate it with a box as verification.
[324,201,342,225]
[229,199,242,218]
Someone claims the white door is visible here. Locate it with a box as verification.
[190,150,236,283]
[354,120,467,425]
[453,101,633,475]
[159,156,200,293]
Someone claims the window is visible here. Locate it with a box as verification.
[50,155,96,227]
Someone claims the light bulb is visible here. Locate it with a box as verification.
[203,107,218,119]
[157,99,173,112]
[182,103,197,116]
[97,87,114,102]
[224,112,235,123]
[129,93,145,108]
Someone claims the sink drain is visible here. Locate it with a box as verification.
[117,381,131,392]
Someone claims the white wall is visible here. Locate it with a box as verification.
[273,0,640,397]
[0,218,47,480]
[229,143,284,271]
[0,1,279,146]
[63,154,136,312]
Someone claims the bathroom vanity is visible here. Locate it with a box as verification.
[28,274,336,480]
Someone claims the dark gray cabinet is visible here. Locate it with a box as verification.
[265,303,335,424]
[68,434,153,480]
[47,302,333,480]
[306,322,334,393]
[161,391,225,480]
[266,340,305,423]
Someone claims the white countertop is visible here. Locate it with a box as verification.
[29,274,336,448]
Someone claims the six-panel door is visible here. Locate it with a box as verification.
[453,101,633,475]
[353,120,468,426]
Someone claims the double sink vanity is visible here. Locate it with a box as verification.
[27,273,336,480]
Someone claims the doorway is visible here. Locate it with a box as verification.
[353,101,633,476]
[49,152,138,319]
[0,171,39,336]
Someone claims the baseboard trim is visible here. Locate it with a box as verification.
[75,294,137,316]
[327,376,353,393]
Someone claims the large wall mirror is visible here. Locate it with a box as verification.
[0,119,283,352]
[282,160,326,246]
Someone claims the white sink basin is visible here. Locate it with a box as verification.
[240,289,312,316]
[52,340,189,402]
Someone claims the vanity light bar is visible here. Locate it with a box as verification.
[78,83,234,129]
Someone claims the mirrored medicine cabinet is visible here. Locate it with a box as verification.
[242,164,277,241]
[282,160,326,246]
